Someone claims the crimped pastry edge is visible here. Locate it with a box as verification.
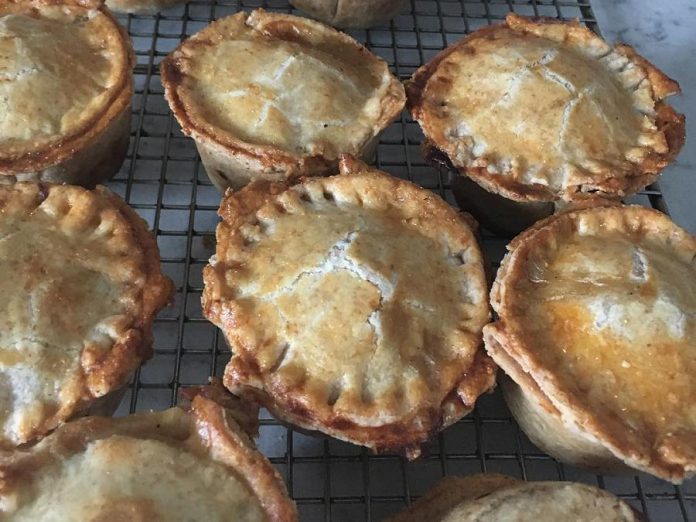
[406,13,685,202]
[484,204,696,483]
[160,9,405,191]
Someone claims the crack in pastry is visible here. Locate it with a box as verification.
[160,10,405,191]
[485,204,696,483]
[203,156,495,455]
[0,183,173,447]
[407,13,685,202]
[0,385,298,521]
[0,0,134,185]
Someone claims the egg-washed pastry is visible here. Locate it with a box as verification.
[0,0,134,186]
[290,0,407,29]
[407,13,685,202]
[0,183,173,447]
[388,474,641,521]
[484,204,696,483]
[202,156,494,457]
[0,385,298,521]
[160,9,405,192]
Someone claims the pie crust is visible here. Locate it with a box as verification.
[160,10,405,191]
[203,156,495,456]
[289,0,407,29]
[0,0,134,186]
[407,13,685,202]
[484,204,696,483]
[388,474,640,521]
[0,183,173,447]
[105,0,185,14]
[0,386,298,521]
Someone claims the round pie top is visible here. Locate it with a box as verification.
[486,205,696,482]
[0,392,297,521]
[0,183,172,447]
[388,474,638,522]
[407,13,685,202]
[161,10,405,167]
[203,156,494,454]
[0,0,133,172]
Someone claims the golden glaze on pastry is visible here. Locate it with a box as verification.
[203,156,495,456]
[161,10,405,191]
[388,474,640,521]
[485,204,696,482]
[0,183,173,447]
[407,13,685,202]
[0,0,134,185]
[0,389,297,521]
[290,0,407,29]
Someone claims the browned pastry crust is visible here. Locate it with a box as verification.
[160,10,405,191]
[387,474,641,521]
[203,156,495,457]
[105,0,185,14]
[0,0,134,186]
[0,388,298,521]
[407,13,685,202]
[290,0,407,29]
[485,204,696,483]
[0,183,173,447]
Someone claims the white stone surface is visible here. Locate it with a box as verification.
[593,0,696,233]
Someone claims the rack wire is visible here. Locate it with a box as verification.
[109,1,694,520]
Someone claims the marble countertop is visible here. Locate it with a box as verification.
[592,0,696,233]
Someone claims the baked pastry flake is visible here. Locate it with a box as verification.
[484,204,696,483]
[407,13,685,202]
[0,385,297,521]
[203,156,495,456]
[0,0,134,186]
[161,10,405,191]
[0,183,173,447]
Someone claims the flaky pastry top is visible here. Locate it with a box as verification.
[485,204,696,482]
[407,13,684,201]
[0,183,172,447]
[161,10,405,173]
[0,392,297,521]
[0,0,133,172]
[203,157,494,454]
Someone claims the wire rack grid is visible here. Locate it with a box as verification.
[107,1,694,520]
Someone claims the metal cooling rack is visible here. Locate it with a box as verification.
[109,1,694,520]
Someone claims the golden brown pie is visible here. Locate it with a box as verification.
[0,183,173,448]
[290,0,407,29]
[160,10,405,191]
[0,0,134,186]
[407,13,685,202]
[0,385,298,521]
[388,474,641,521]
[484,204,696,483]
[203,156,495,456]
